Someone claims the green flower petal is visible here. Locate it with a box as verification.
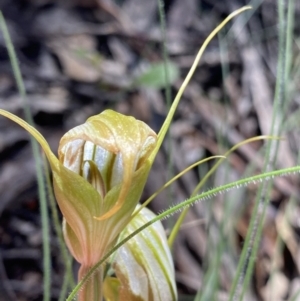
[113,206,177,301]
[59,110,157,220]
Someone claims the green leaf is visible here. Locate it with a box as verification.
[133,61,179,88]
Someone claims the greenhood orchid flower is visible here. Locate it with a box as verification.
[0,108,176,300]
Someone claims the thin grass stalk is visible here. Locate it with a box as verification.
[0,11,51,301]
[195,225,225,301]
[196,30,233,301]
[200,32,232,292]
[285,152,300,301]
[229,1,288,300]
[259,1,295,300]
[227,3,283,299]
[197,166,236,301]
[157,0,171,108]
[284,0,294,104]
[217,28,230,147]
[239,1,288,299]
[43,162,75,301]
[157,0,175,231]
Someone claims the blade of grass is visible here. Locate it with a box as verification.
[43,162,75,301]
[195,33,233,301]
[238,0,288,299]
[264,1,295,300]
[157,0,171,108]
[157,0,175,233]
[0,11,51,301]
[228,1,288,300]
[198,30,231,299]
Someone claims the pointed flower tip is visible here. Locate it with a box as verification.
[0,109,58,167]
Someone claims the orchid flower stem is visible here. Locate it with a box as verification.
[78,265,103,301]
[0,12,51,301]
